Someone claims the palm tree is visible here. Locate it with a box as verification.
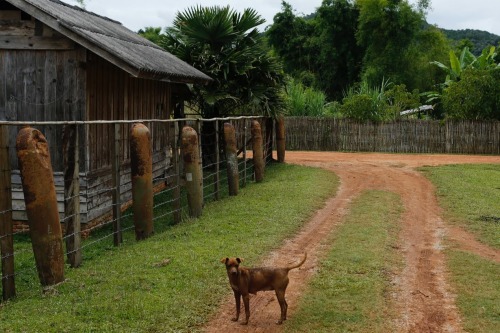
[162,5,285,119]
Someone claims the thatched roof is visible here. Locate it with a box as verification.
[5,0,212,84]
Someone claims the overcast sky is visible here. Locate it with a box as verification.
[62,0,500,36]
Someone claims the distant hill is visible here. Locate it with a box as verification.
[440,28,500,55]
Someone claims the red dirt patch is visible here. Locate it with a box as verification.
[203,152,500,333]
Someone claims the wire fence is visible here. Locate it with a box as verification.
[0,116,275,300]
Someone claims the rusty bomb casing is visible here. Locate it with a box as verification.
[16,127,64,286]
[130,123,154,240]
[181,126,203,218]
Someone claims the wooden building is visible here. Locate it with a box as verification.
[0,0,211,223]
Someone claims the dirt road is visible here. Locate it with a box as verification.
[203,152,500,333]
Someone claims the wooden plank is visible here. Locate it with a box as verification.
[111,123,122,246]
[63,124,81,267]
[0,17,34,36]
[172,121,180,224]
[0,124,16,300]
[43,50,57,168]
[0,51,5,121]
[0,10,21,20]
[0,36,75,50]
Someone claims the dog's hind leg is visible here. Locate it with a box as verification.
[275,289,288,324]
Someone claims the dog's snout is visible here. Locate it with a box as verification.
[229,267,238,275]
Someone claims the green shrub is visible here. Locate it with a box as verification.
[285,78,328,116]
[340,94,379,121]
[385,84,421,118]
[442,69,500,120]
[340,79,421,121]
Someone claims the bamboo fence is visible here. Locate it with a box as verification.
[285,118,500,155]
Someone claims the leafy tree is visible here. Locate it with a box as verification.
[267,1,363,100]
[137,27,164,45]
[442,69,500,120]
[312,0,363,99]
[162,6,285,118]
[266,2,316,78]
[138,27,163,45]
[356,0,427,88]
[405,25,451,92]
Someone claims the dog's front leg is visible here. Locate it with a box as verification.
[241,294,250,325]
[232,290,241,322]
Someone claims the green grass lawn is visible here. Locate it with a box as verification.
[419,164,500,249]
[0,163,338,332]
[447,250,500,333]
[420,163,500,332]
[287,190,403,333]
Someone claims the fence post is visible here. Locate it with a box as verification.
[224,123,239,196]
[181,126,203,218]
[111,123,122,246]
[251,120,264,182]
[214,120,220,200]
[242,120,247,187]
[172,121,181,224]
[63,124,82,268]
[196,120,204,200]
[130,123,154,240]
[275,116,285,163]
[265,117,274,163]
[0,125,15,300]
[16,127,64,286]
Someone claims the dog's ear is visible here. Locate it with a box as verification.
[236,258,244,263]
[220,257,229,264]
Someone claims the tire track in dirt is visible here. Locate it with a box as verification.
[202,152,500,333]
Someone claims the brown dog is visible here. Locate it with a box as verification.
[221,253,307,325]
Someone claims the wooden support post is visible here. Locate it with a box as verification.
[181,126,203,218]
[0,125,15,300]
[224,123,239,196]
[16,127,64,286]
[276,116,286,163]
[242,120,247,187]
[111,123,122,246]
[130,123,154,240]
[265,117,274,163]
[251,120,264,182]
[196,120,203,200]
[63,124,81,268]
[214,121,220,201]
[172,122,181,224]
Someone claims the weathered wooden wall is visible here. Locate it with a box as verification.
[85,53,172,171]
[1,6,175,223]
[0,48,86,169]
[285,118,500,155]
[84,54,173,222]
[0,4,85,170]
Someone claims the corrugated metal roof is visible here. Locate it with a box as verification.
[6,0,212,83]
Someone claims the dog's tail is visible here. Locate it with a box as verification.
[286,252,307,271]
